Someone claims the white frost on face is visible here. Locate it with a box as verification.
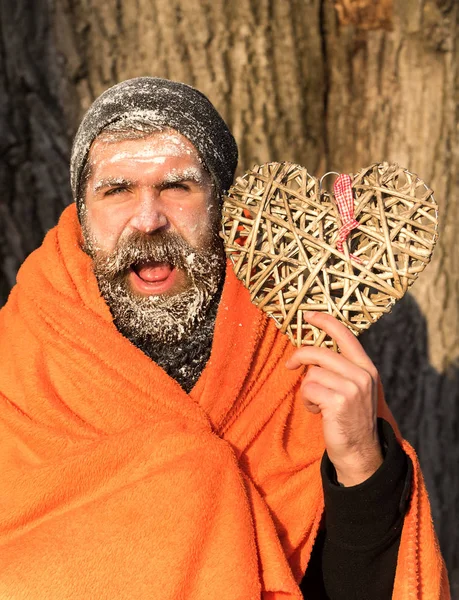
[92,176,130,194]
[81,204,226,346]
[162,167,206,185]
[90,131,196,169]
[84,131,214,219]
[102,154,170,165]
[137,130,194,156]
[97,249,224,344]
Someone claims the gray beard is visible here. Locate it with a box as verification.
[125,276,224,392]
[96,264,223,345]
[82,223,226,391]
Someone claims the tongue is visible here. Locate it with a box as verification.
[135,261,172,282]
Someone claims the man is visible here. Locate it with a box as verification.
[0,78,449,599]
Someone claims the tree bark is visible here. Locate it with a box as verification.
[322,3,458,590]
[1,0,457,593]
[0,0,75,300]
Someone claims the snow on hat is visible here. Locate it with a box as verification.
[70,77,238,208]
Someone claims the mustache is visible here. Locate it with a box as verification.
[90,230,217,280]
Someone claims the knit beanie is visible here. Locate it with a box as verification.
[70,77,238,208]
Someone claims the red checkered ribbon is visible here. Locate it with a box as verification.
[333,174,361,262]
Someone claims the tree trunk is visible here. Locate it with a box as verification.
[0,0,75,300]
[1,0,457,593]
[323,2,458,589]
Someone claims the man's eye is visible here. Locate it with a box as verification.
[105,187,127,196]
[163,183,189,191]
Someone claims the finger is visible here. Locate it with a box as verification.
[300,380,338,413]
[303,311,377,372]
[303,401,321,414]
[304,365,360,395]
[299,378,325,414]
[305,406,321,414]
[286,346,371,384]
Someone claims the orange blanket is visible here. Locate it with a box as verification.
[0,204,449,599]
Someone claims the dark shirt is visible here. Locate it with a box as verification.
[300,419,413,599]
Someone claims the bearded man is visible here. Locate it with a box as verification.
[0,78,449,599]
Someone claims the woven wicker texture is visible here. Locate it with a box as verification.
[222,162,438,349]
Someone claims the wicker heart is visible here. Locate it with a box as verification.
[221,162,438,348]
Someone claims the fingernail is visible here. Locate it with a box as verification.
[304,311,317,320]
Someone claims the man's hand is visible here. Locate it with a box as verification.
[285,311,383,487]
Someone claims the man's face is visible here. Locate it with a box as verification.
[81,129,225,343]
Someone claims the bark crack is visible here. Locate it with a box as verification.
[319,0,330,171]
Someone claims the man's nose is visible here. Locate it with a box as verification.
[130,189,168,234]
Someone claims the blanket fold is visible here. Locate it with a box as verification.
[0,204,449,599]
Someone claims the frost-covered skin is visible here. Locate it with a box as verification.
[81,129,225,347]
[84,130,218,296]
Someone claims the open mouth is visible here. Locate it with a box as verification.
[129,260,177,294]
[133,260,173,282]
